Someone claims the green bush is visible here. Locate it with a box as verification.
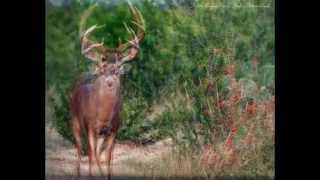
[47,0,274,161]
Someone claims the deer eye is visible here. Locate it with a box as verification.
[110,68,116,74]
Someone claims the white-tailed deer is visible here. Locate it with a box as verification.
[70,4,145,179]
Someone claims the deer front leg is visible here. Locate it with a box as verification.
[95,137,104,176]
[72,118,82,176]
[88,130,96,176]
[105,133,116,180]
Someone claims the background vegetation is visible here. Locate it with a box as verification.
[46,0,274,177]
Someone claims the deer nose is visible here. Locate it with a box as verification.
[107,80,113,87]
[104,78,113,87]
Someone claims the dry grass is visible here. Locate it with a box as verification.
[126,66,275,178]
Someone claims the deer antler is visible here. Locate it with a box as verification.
[80,3,145,65]
[80,25,104,63]
[117,4,145,52]
[117,4,145,65]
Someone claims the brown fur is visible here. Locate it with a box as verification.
[70,64,123,179]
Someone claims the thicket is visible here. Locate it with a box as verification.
[47,0,274,176]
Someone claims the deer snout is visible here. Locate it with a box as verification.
[104,77,114,87]
[106,80,113,87]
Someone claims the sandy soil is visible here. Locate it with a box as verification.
[45,124,173,176]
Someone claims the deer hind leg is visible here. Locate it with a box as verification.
[105,133,116,180]
[87,130,96,176]
[72,118,82,176]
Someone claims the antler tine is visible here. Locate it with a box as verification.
[132,6,145,42]
[79,4,105,63]
[79,3,145,66]
[80,4,121,64]
[118,4,145,52]
[116,5,145,66]
[80,24,105,63]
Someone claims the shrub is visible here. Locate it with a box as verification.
[47,0,274,175]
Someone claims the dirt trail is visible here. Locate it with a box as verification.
[45,124,172,176]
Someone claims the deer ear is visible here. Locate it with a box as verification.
[119,64,132,75]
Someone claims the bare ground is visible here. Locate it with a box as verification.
[45,124,173,176]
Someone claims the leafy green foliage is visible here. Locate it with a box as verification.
[47,0,274,176]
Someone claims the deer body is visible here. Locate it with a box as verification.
[71,73,121,136]
[70,4,145,179]
[71,65,122,177]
